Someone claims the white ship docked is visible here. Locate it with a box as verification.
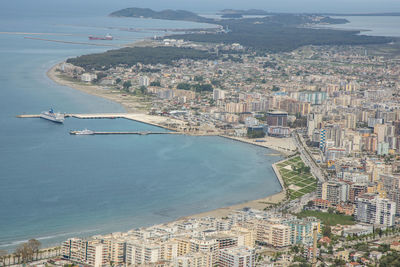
[40,108,65,123]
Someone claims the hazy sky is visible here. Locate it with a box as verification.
[118,0,400,12]
[2,0,400,16]
[133,0,400,13]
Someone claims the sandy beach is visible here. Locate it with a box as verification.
[181,190,286,220]
[47,63,150,113]
[220,135,297,156]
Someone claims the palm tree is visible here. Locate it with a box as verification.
[37,249,43,260]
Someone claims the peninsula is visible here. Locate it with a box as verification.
[110,7,392,52]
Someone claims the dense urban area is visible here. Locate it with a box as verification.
[4,8,400,267]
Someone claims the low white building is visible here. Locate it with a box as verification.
[81,73,97,82]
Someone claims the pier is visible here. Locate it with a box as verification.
[69,131,181,135]
[24,37,120,47]
[16,113,184,132]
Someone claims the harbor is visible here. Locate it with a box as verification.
[16,113,183,130]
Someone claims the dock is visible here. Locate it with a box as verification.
[17,113,186,133]
[69,131,181,135]
[17,113,181,130]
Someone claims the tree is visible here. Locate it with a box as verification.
[14,239,41,264]
[334,258,346,266]
[291,245,300,253]
[135,85,147,95]
[211,79,221,87]
[149,81,161,87]
[115,78,122,84]
[323,225,332,238]
[272,85,280,91]
[379,251,400,266]
[15,243,31,264]
[28,239,41,260]
[375,228,383,238]
[122,81,132,91]
[0,250,7,267]
[177,82,191,90]
[192,83,213,93]
[93,72,107,83]
[304,166,310,173]
[194,75,203,82]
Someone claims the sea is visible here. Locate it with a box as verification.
[316,16,400,38]
[0,1,284,251]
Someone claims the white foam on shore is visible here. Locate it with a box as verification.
[0,228,101,249]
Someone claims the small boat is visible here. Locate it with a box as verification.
[70,129,95,135]
[88,34,113,40]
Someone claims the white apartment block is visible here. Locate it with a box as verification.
[219,247,256,267]
[139,75,150,87]
[173,252,212,267]
[356,195,396,227]
[126,240,161,266]
[256,221,291,247]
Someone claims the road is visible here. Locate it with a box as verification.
[293,130,326,183]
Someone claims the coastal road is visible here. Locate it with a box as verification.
[292,130,326,183]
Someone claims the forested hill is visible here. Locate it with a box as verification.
[110,8,214,24]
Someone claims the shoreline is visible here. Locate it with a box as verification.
[47,63,148,114]
[47,63,297,156]
[45,61,289,237]
[180,157,289,220]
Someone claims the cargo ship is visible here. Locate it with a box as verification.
[88,34,113,40]
[40,108,65,123]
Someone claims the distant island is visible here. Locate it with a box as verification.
[110,7,214,24]
[320,12,400,16]
[218,9,400,17]
[218,9,271,16]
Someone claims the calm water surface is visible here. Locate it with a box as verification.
[318,16,400,37]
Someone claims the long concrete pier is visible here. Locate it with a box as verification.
[70,131,181,135]
[24,37,121,47]
[16,113,182,130]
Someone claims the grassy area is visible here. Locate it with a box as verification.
[296,210,355,226]
[276,156,317,200]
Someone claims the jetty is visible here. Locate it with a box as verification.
[69,131,181,135]
[16,113,184,131]
[24,37,120,47]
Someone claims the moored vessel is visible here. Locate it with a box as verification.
[70,129,95,135]
[88,34,113,40]
[40,108,65,123]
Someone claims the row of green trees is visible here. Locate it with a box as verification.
[292,163,310,174]
[67,46,217,71]
[0,239,61,266]
[176,82,213,92]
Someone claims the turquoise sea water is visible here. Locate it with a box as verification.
[0,1,282,250]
